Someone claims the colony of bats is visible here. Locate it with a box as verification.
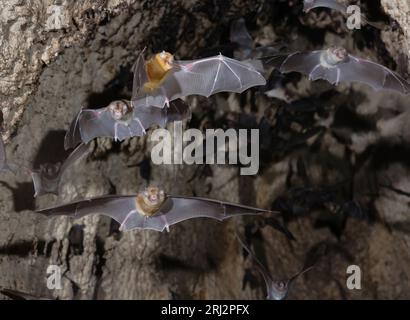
[0,0,409,300]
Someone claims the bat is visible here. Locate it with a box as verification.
[31,143,90,197]
[237,235,315,300]
[303,0,382,29]
[0,288,51,300]
[0,136,14,173]
[36,186,276,232]
[275,47,410,95]
[64,99,191,150]
[131,51,266,109]
[230,18,285,62]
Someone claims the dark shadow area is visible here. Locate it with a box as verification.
[0,181,35,212]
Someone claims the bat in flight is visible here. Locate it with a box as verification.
[229,18,283,66]
[237,235,315,300]
[303,0,382,29]
[0,136,15,173]
[131,50,266,109]
[272,47,410,95]
[64,99,190,149]
[36,186,276,232]
[31,143,90,197]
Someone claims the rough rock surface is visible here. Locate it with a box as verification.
[1,0,410,300]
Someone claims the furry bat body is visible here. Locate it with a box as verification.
[303,0,382,29]
[273,47,410,95]
[37,187,275,232]
[131,51,266,109]
[31,143,90,197]
[237,235,315,300]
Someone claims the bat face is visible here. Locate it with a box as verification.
[135,186,166,217]
[320,47,348,67]
[268,281,289,300]
[108,100,133,121]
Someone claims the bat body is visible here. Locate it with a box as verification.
[64,99,190,149]
[0,137,14,173]
[237,235,314,300]
[36,187,274,232]
[278,47,410,94]
[131,51,266,109]
[31,143,90,197]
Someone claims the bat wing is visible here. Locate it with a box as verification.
[281,51,410,94]
[303,0,346,13]
[236,234,274,298]
[131,51,149,101]
[65,106,147,148]
[133,55,266,108]
[130,196,272,232]
[132,99,191,129]
[31,143,90,197]
[36,195,142,227]
[230,18,254,59]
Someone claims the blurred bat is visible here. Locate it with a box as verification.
[31,143,90,197]
[303,0,382,29]
[131,51,266,109]
[274,47,410,95]
[64,99,191,149]
[37,186,276,232]
[237,234,315,300]
[0,288,51,300]
[230,18,285,62]
[0,136,14,173]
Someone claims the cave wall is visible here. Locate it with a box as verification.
[1,0,410,300]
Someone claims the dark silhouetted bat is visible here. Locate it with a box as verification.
[237,235,315,300]
[303,0,382,29]
[36,186,275,232]
[31,143,90,197]
[0,288,52,300]
[64,99,191,149]
[276,47,410,94]
[131,51,266,109]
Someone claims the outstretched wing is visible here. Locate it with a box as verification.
[36,195,139,226]
[133,99,191,129]
[65,106,146,149]
[127,196,273,232]
[280,51,410,94]
[31,143,90,197]
[303,0,346,13]
[236,234,274,299]
[230,18,254,59]
[133,54,266,108]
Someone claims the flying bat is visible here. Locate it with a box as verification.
[276,47,410,95]
[237,235,315,300]
[0,136,14,173]
[230,18,284,61]
[64,99,191,149]
[31,143,90,197]
[131,51,266,109]
[303,0,382,29]
[36,186,275,232]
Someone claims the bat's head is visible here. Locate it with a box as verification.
[136,186,166,217]
[144,51,174,86]
[323,46,348,67]
[40,163,61,179]
[269,280,289,300]
[108,101,132,121]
